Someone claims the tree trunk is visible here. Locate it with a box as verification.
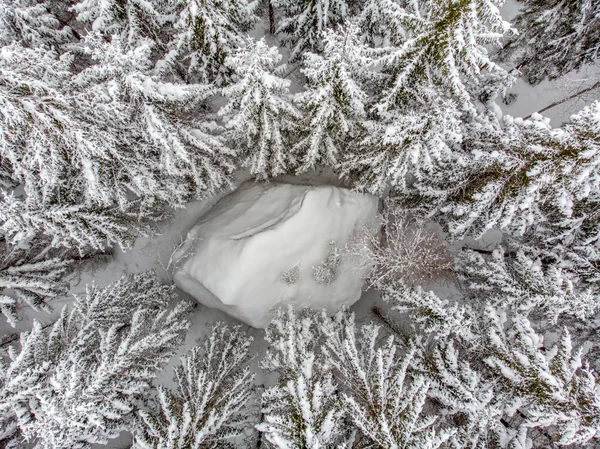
[524,80,600,120]
[269,1,276,35]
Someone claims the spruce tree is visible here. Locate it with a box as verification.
[258,307,346,448]
[219,38,301,179]
[293,24,369,173]
[71,0,172,48]
[158,0,258,84]
[135,324,254,449]
[0,271,190,449]
[502,0,600,84]
[273,0,350,61]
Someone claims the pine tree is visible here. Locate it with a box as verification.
[502,0,600,84]
[0,0,73,47]
[293,24,369,173]
[321,311,452,448]
[135,324,254,449]
[258,307,347,448]
[273,0,350,62]
[158,0,258,84]
[0,271,191,449]
[219,38,301,179]
[485,308,600,446]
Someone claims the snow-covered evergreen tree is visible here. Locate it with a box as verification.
[76,34,235,205]
[502,0,600,84]
[441,102,600,240]
[219,38,301,179]
[273,0,349,61]
[458,246,600,324]
[258,307,347,448]
[321,311,452,448]
[158,0,257,83]
[371,0,513,114]
[420,340,507,449]
[71,0,172,48]
[0,37,233,223]
[339,98,463,195]
[358,0,405,46]
[341,0,514,194]
[135,324,254,449]
[486,309,600,446]
[0,191,136,254]
[0,271,190,449]
[0,246,72,327]
[293,24,368,173]
[0,0,73,47]
[380,281,477,343]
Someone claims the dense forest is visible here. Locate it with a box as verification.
[0,0,600,448]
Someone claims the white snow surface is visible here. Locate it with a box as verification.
[172,182,380,328]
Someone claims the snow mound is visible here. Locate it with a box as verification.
[172,182,379,328]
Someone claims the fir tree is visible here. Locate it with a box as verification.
[502,0,600,84]
[258,307,347,448]
[158,0,258,84]
[219,38,301,179]
[0,271,191,449]
[273,0,350,61]
[293,24,369,173]
[135,324,254,449]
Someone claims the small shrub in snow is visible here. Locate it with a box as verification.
[312,241,341,285]
[280,263,300,285]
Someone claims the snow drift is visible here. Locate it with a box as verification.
[172,182,379,328]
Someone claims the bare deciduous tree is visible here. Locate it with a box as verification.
[346,203,453,287]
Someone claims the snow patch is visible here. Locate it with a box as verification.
[172,182,380,327]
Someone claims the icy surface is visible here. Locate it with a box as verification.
[172,182,379,327]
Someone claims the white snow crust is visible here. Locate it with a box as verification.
[172,182,379,327]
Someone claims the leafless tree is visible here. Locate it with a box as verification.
[346,203,453,287]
